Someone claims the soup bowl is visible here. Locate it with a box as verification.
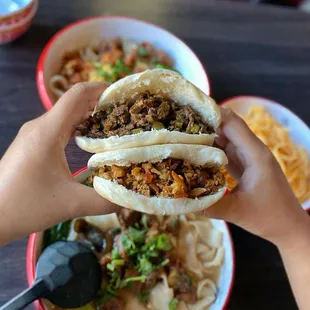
[36,16,210,111]
[26,167,235,310]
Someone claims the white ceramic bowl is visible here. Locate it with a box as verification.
[221,96,310,210]
[27,167,235,310]
[37,16,210,110]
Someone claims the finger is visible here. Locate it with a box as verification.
[203,191,242,224]
[224,142,244,181]
[73,183,120,217]
[220,107,267,167]
[47,82,109,142]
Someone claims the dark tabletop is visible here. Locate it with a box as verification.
[1,0,310,309]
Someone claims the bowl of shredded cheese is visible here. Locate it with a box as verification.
[220,96,310,211]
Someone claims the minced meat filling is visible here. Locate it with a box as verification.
[86,158,225,199]
[77,91,214,138]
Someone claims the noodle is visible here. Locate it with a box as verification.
[49,38,175,101]
[224,105,310,203]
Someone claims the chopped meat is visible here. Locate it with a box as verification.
[168,267,197,304]
[99,253,111,272]
[101,297,124,310]
[74,219,107,253]
[124,269,143,292]
[77,91,214,138]
[86,158,225,199]
[118,209,141,227]
[176,292,197,304]
[141,270,161,292]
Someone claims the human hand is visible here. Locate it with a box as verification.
[204,107,310,250]
[0,83,118,246]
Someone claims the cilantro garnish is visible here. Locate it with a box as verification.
[169,298,179,310]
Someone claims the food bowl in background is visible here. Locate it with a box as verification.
[0,0,38,44]
[36,16,210,111]
[221,96,310,211]
[26,167,235,310]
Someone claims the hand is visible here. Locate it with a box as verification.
[0,82,118,246]
[204,107,310,250]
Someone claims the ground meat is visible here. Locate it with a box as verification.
[86,158,225,199]
[118,209,141,228]
[124,269,143,292]
[167,267,197,304]
[77,91,214,138]
[101,297,124,310]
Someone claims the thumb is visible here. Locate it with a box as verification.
[73,182,120,217]
[202,191,242,224]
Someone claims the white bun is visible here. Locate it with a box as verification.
[76,69,220,153]
[88,144,228,215]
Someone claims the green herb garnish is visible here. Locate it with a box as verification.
[138,46,149,57]
[169,298,179,310]
[138,257,153,275]
[141,214,148,229]
[111,248,120,260]
[43,220,72,249]
[128,227,145,244]
[136,291,150,302]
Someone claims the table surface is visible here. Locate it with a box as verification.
[1,0,310,309]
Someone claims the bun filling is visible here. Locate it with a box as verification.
[86,158,225,199]
[77,91,214,139]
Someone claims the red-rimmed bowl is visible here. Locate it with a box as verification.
[0,0,36,28]
[0,0,38,44]
[36,16,211,111]
[26,167,235,310]
[221,95,310,211]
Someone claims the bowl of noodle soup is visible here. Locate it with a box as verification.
[221,96,310,210]
[37,16,210,111]
[26,167,234,310]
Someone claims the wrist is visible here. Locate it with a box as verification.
[274,211,310,254]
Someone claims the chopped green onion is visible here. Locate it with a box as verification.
[159,258,170,267]
[169,298,179,310]
[111,248,120,259]
[107,263,115,272]
[156,234,173,251]
[152,121,165,130]
[128,227,145,244]
[93,61,102,68]
[138,257,153,275]
[131,128,143,134]
[141,214,148,229]
[138,46,149,57]
[136,291,150,302]
[123,275,147,283]
[121,234,134,250]
[113,259,125,266]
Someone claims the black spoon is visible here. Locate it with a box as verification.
[0,241,101,310]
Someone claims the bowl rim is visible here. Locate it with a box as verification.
[26,166,235,310]
[220,95,310,211]
[0,0,35,21]
[0,0,38,32]
[36,15,211,111]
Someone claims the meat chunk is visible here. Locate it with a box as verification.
[86,158,225,199]
[101,297,124,310]
[77,91,214,139]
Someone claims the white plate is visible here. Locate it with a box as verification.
[221,95,310,211]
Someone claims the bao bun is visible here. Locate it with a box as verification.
[88,144,228,215]
[76,69,221,153]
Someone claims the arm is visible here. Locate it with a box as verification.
[0,82,119,246]
[204,107,310,310]
[277,221,310,310]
